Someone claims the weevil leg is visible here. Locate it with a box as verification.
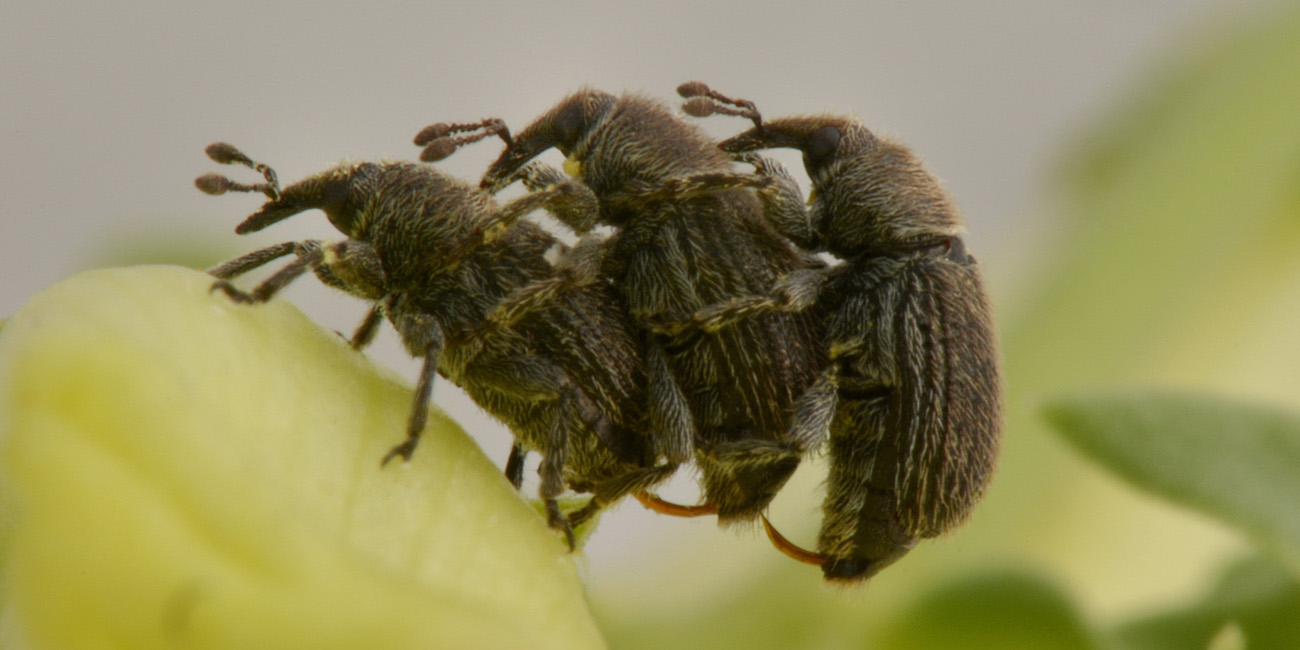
[653,267,829,339]
[381,316,446,465]
[789,366,839,452]
[761,515,829,567]
[450,167,600,261]
[467,275,569,345]
[504,442,528,490]
[732,153,818,248]
[206,241,303,279]
[565,461,681,527]
[633,492,718,517]
[210,244,323,304]
[514,162,602,233]
[645,343,694,464]
[347,304,386,351]
[542,386,578,550]
[463,235,607,359]
[604,171,772,210]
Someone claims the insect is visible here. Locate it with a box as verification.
[651,82,1003,581]
[195,129,693,546]
[454,89,824,527]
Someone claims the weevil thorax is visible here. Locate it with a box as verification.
[803,118,964,259]
[355,161,493,282]
[570,92,730,201]
[722,115,964,258]
[263,161,491,284]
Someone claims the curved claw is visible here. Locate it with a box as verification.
[760,515,829,567]
[546,499,577,551]
[380,438,419,467]
[210,279,255,304]
[633,492,718,517]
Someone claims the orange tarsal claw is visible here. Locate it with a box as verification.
[633,492,719,517]
[760,515,829,567]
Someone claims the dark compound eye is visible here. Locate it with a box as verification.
[554,101,585,151]
[805,125,841,169]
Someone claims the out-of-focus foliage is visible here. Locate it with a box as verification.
[877,571,1104,650]
[0,267,604,650]
[1115,555,1300,650]
[1046,392,1300,576]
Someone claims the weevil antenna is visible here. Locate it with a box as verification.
[415,118,513,162]
[677,81,763,130]
[200,142,281,200]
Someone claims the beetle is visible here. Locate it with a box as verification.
[196,128,693,546]
[446,89,824,527]
[651,82,1003,581]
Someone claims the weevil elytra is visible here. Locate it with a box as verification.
[653,83,1003,582]
[196,131,694,546]
[460,89,824,526]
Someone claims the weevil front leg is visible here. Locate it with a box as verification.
[207,241,303,280]
[452,164,602,263]
[209,241,326,304]
[731,153,817,248]
[514,162,602,234]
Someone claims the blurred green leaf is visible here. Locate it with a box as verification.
[0,266,604,650]
[877,571,1106,650]
[1114,555,1300,650]
[957,0,1300,610]
[1044,392,1300,576]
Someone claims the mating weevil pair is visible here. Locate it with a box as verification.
[198,81,1000,583]
[197,128,692,548]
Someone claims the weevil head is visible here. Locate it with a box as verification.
[722,116,962,258]
[236,162,384,239]
[480,88,618,194]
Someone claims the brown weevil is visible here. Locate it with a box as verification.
[656,83,1003,582]
[460,89,825,526]
[196,130,695,546]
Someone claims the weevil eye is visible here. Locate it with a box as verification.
[554,102,585,152]
[320,163,377,235]
[805,125,841,169]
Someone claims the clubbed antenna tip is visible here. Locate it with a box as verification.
[675,81,763,130]
[195,173,233,195]
[413,123,453,147]
[412,118,512,162]
[419,138,457,163]
[198,142,281,200]
[682,97,718,118]
[677,81,712,98]
[205,142,250,166]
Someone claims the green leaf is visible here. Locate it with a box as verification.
[876,570,1106,650]
[1114,555,1300,650]
[0,266,605,650]
[1044,392,1300,576]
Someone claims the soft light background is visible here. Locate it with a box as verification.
[2,0,1290,645]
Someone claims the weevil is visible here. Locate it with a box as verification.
[196,129,694,545]
[651,83,1002,581]
[452,89,823,526]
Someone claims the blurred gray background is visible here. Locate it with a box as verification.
[0,0,1276,618]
